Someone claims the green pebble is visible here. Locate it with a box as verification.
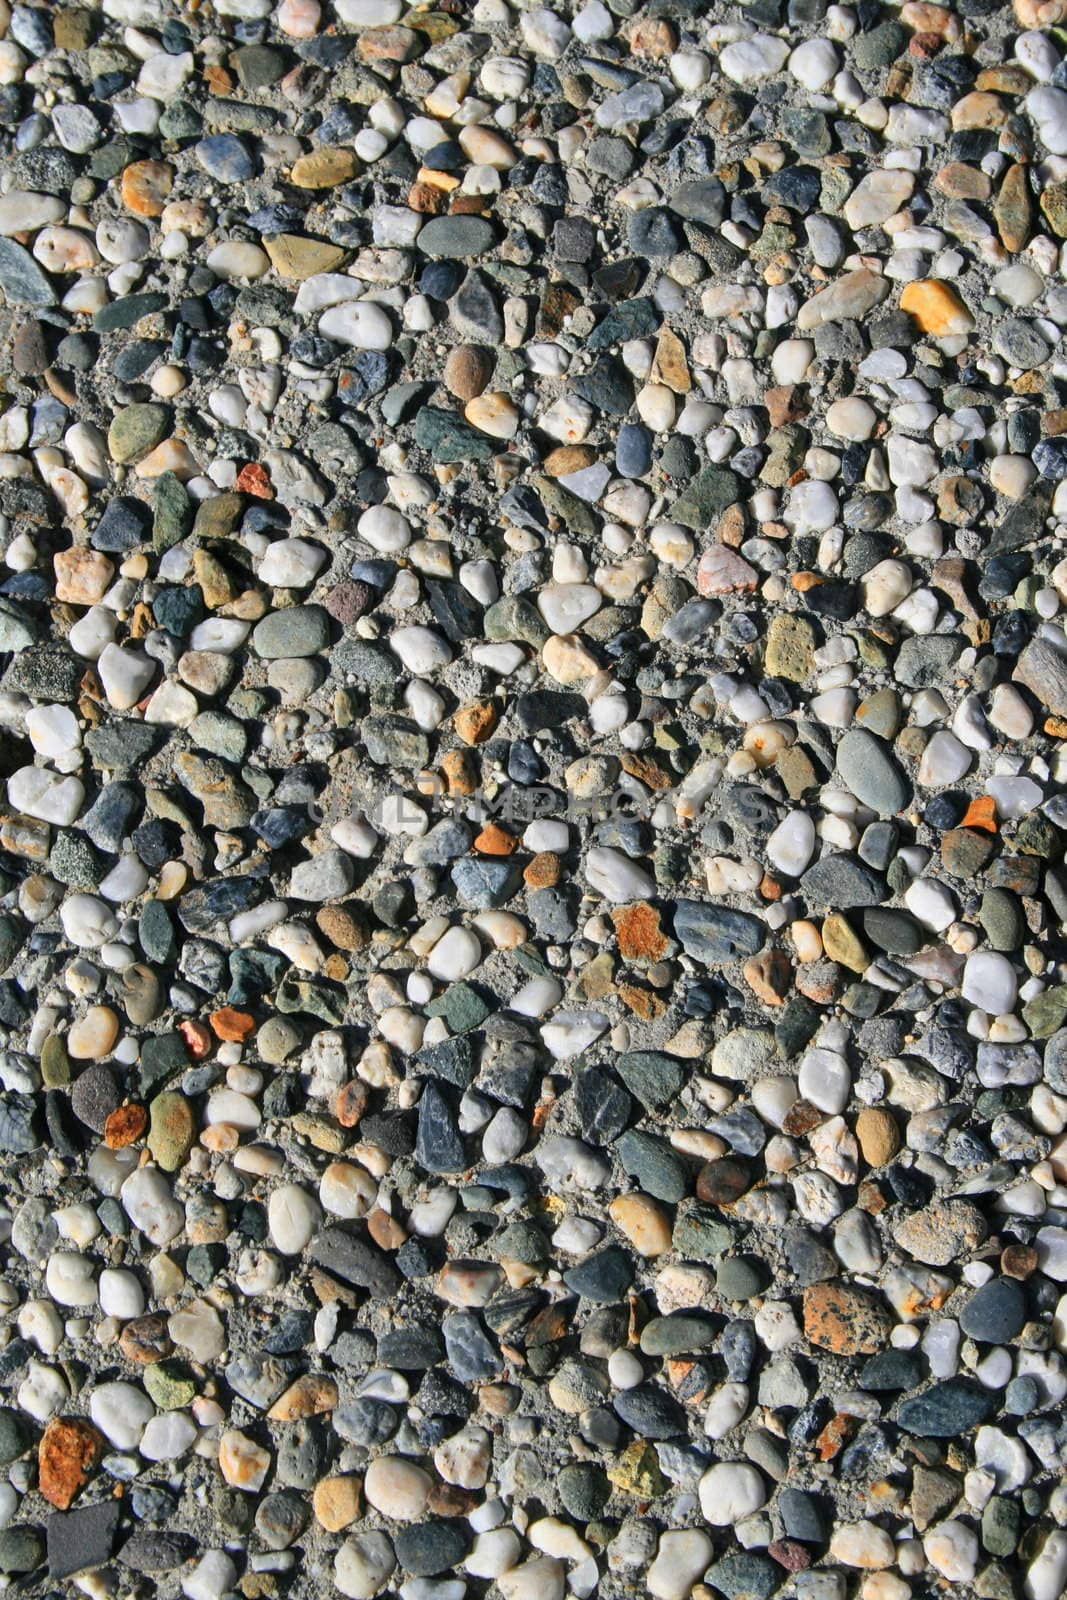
[108,403,170,465]
[0,1527,43,1574]
[981,1496,1019,1557]
[147,1090,195,1172]
[153,472,193,550]
[143,1362,196,1410]
[40,1034,70,1089]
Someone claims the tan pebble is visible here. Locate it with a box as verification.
[464,391,519,439]
[791,919,823,961]
[218,1429,271,1491]
[54,548,114,606]
[121,160,174,218]
[855,1107,902,1167]
[151,365,186,398]
[829,1525,896,1570]
[156,862,188,900]
[458,124,517,168]
[363,1456,433,1521]
[135,439,199,478]
[34,226,99,273]
[267,1374,338,1421]
[313,1475,362,1531]
[67,1005,119,1060]
[609,1192,672,1256]
[950,90,1006,131]
[161,200,214,237]
[290,148,358,189]
[542,634,600,684]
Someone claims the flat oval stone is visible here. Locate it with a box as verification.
[416,216,496,258]
[836,729,911,816]
[897,1380,998,1437]
[959,1278,1027,1344]
[251,606,330,659]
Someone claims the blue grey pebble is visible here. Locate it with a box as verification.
[616,421,652,476]
[195,133,255,182]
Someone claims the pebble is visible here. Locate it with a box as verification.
[699,1463,767,1526]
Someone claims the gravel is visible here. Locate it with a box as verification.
[0,2,1065,1599]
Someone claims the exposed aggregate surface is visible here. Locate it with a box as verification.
[0,3,1066,1600]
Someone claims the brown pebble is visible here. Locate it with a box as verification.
[439,749,479,795]
[524,851,561,888]
[12,319,50,375]
[696,1158,751,1205]
[324,581,375,625]
[803,1281,892,1355]
[408,181,446,214]
[543,444,597,477]
[1001,1243,1038,1279]
[210,1006,255,1041]
[428,1483,477,1516]
[119,1314,174,1364]
[612,901,672,963]
[933,162,992,201]
[103,1103,147,1148]
[316,905,369,952]
[474,822,517,856]
[443,345,494,401]
[334,1080,369,1127]
[454,699,498,745]
[782,1098,826,1137]
[743,949,792,1005]
[366,1208,408,1250]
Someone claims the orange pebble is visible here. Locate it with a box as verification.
[103,1103,147,1149]
[335,1081,368,1127]
[235,462,272,498]
[120,159,173,218]
[961,795,997,832]
[210,1007,255,1041]
[473,822,517,855]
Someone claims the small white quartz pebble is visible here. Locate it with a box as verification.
[318,301,393,349]
[698,1462,767,1524]
[584,846,656,902]
[427,925,482,980]
[720,36,790,84]
[140,1410,198,1461]
[924,1521,978,1582]
[961,951,1018,1014]
[267,1183,322,1255]
[44,1252,97,1307]
[90,1380,155,1449]
[98,1268,144,1319]
[121,1166,184,1245]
